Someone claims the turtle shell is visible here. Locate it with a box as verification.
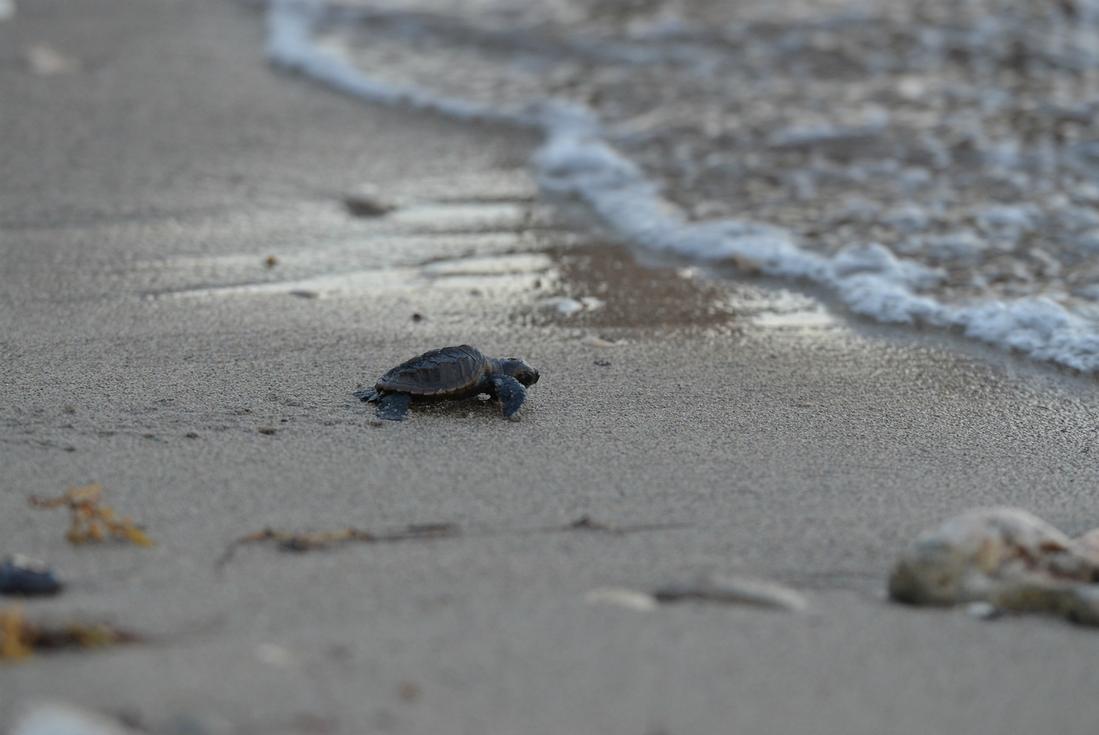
[376,345,489,398]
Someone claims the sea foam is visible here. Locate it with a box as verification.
[267,0,1099,372]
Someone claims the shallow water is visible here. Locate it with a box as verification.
[269,0,1099,370]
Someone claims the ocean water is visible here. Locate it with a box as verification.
[269,0,1099,370]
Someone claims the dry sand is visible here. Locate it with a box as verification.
[3,1,1099,733]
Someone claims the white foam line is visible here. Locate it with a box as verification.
[267,0,1099,372]
[268,1,536,127]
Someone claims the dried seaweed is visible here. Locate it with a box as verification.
[0,607,142,663]
[216,523,459,569]
[29,483,153,547]
[217,516,688,570]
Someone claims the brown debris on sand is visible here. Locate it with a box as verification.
[0,606,142,663]
[217,516,686,570]
[28,483,153,547]
[889,508,1099,627]
[217,523,459,568]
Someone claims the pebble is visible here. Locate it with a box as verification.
[343,194,395,218]
[255,643,294,668]
[652,574,808,612]
[965,602,1001,620]
[0,555,63,596]
[11,703,142,735]
[25,44,78,75]
[584,587,657,612]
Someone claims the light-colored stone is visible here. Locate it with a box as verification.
[653,574,808,612]
[11,702,142,735]
[889,508,1099,626]
[584,587,658,612]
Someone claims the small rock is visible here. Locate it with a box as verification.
[540,296,604,316]
[25,44,78,75]
[585,587,658,612]
[12,702,143,735]
[579,296,605,310]
[652,574,807,612]
[411,312,424,322]
[255,643,293,668]
[257,427,277,435]
[184,432,199,439]
[288,290,319,299]
[264,255,279,268]
[966,602,1001,620]
[343,195,395,218]
[540,297,584,315]
[593,359,611,367]
[0,555,63,597]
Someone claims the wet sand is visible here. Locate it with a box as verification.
[3,1,1099,733]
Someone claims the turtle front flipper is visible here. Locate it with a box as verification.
[490,375,527,420]
[353,387,380,402]
[375,392,412,421]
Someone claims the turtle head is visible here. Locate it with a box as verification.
[495,357,540,387]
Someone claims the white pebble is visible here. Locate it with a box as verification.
[585,587,657,611]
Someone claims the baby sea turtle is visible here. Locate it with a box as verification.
[354,345,539,421]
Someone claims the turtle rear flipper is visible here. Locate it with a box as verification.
[375,392,412,421]
[491,375,527,420]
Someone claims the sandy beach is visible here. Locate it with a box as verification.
[3,1,1099,733]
